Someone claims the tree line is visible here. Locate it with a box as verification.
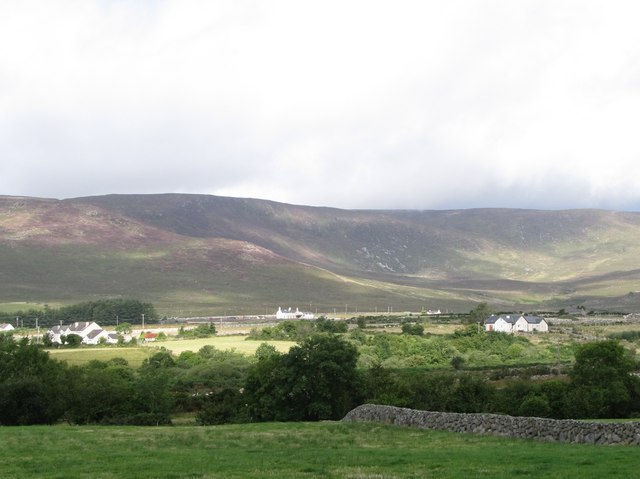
[0,299,157,328]
[1,330,639,426]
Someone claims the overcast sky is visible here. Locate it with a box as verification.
[1,1,640,210]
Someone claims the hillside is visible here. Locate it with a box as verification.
[2,193,640,315]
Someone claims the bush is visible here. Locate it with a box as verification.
[196,389,247,425]
[178,323,217,339]
[401,323,424,336]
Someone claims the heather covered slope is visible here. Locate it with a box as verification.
[2,194,640,314]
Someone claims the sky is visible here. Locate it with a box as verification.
[1,0,640,211]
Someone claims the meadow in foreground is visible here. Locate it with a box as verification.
[2,421,639,479]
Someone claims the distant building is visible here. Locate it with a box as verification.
[276,307,314,320]
[143,332,158,342]
[0,323,15,332]
[47,321,118,345]
[484,314,548,333]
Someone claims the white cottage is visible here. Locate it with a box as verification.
[276,307,315,320]
[484,314,548,333]
[484,314,519,332]
[47,321,111,344]
[515,315,549,332]
[0,323,15,332]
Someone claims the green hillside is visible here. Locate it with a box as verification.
[2,194,640,314]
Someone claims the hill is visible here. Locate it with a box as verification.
[2,193,640,315]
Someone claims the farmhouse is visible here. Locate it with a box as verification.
[276,307,315,320]
[0,323,15,331]
[484,314,548,333]
[47,321,118,345]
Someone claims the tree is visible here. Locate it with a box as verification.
[254,343,279,361]
[196,388,247,425]
[178,323,217,338]
[244,334,362,421]
[569,340,640,418]
[450,356,465,370]
[116,322,133,335]
[401,323,424,336]
[468,302,493,325]
[70,365,134,424]
[0,336,69,425]
[64,334,82,347]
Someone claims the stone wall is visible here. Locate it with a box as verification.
[342,404,640,445]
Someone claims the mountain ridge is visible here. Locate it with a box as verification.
[1,193,640,314]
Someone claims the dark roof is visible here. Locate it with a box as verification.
[485,314,547,325]
[85,329,105,339]
[485,314,522,324]
[523,316,546,324]
[68,321,93,332]
[484,314,500,324]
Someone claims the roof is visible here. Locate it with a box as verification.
[522,315,546,324]
[68,321,94,332]
[85,329,105,339]
[484,314,522,324]
[485,314,546,325]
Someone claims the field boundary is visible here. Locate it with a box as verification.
[343,404,640,445]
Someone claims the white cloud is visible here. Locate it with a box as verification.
[1,0,640,209]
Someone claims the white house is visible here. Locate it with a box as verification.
[47,321,116,345]
[484,314,548,333]
[66,321,102,339]
[484,314,518,332]
[47,324,67,343]
[276,307,315,320]
[0,323,15,332]
[515,315,549,333]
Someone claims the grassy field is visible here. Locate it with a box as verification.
[45,336,297,366]
[145,336,297,355]
[1,421,639,478]
[47,347,156,368]
[0,302,47,314]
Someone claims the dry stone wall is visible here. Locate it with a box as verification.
[342,404,640,445]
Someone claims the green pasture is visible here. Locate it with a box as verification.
[45,336,297,366]
[0,302,47,314]
[145,336,297,355]
[47,347,156,368]
[2,421,639,478]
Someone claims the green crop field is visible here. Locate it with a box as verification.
[44,337,297,367]
[146,336,296,355]
[1,421,639,478]
[46,347,156,368]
